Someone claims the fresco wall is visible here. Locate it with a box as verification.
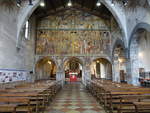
[36,9,111,55]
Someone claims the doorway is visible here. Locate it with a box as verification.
[64,57,83,82]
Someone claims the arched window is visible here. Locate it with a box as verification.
[24,21,30,40]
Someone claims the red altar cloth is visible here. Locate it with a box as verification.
[70,75,77,82]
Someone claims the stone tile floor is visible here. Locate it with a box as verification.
[44,82,106,113]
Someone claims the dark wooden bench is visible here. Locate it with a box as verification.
[133,101,150,113]
[0,80,62,113]
[114,95,150,113]
[87,79,150,113]
[0,97,34,113]
[0,104,18,113]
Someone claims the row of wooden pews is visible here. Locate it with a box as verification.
[0,80,62,113]
[86,79,150,113]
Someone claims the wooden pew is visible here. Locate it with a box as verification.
[133,101,150,113]
[0,92,46,112]
[0,104,17,113]
[0,80,62,113]
[115,95,150,113]
[87,79,150,113]
[0,97,34,113]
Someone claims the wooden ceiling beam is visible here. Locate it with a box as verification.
[37,7,71,19]
[49,0,56,11]
[81,0,85,8]
[61,0,66,8]
[35,1,111,20]
[91,0,97,11]
[37,4,110,20]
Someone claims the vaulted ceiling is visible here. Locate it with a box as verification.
[34,0,112,19]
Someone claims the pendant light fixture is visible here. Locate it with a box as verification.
[96,0,101,7]
[40,0,45,7]
[111,0,114,6]
[122,0,128,6]
[16,0,21,7]
[67,0,72,7]
[48,61,52,65]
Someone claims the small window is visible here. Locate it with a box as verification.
[24,21,30,40]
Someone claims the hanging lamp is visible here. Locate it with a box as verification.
[67,0,72,7]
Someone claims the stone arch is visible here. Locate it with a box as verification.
[63,57,84,82]
[90,57,112,80]
[100,0,127,47]
[129,23,150,85]
[129,22,150,49]
[16,0,41,48]
[16,0,127,48]
[35,56,57,68]
[35,56,57,80]
[63,57,84,70]
[91,56,112,65]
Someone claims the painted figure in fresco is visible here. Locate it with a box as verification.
[86,41,93,54]
[79,40,84,54]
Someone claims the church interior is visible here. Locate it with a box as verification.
[0,0,150,113]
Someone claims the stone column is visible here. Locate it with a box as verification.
[82,65,91,86]
[56,70,65,86]
[112,61,120,82]
[55,58,65,86]
[29,72,36,83]
[56,71,61,81]
[125,59,132,84]
[130,59,140,86]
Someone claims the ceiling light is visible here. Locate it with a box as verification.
[96,60,100,63]
[111,3,114,6]
[40,1,45,7]
[138,52,143,58]
[16,0,21,7]
[96,0,101,7]
[48,61,51,65]
[122,0,128,6]
[111,0,114,6]
[118,58,123,63]
[67,0,72,7]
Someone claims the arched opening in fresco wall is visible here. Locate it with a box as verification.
[90,58,112,80]
[64,57,83,82]
[35,57,57,80]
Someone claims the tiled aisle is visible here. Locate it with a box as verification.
[45,82,106,113]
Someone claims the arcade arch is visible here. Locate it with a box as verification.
[35,57,57,80]
[63,57,83,82]
[90,58,112,80]
[129,25,150,85]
